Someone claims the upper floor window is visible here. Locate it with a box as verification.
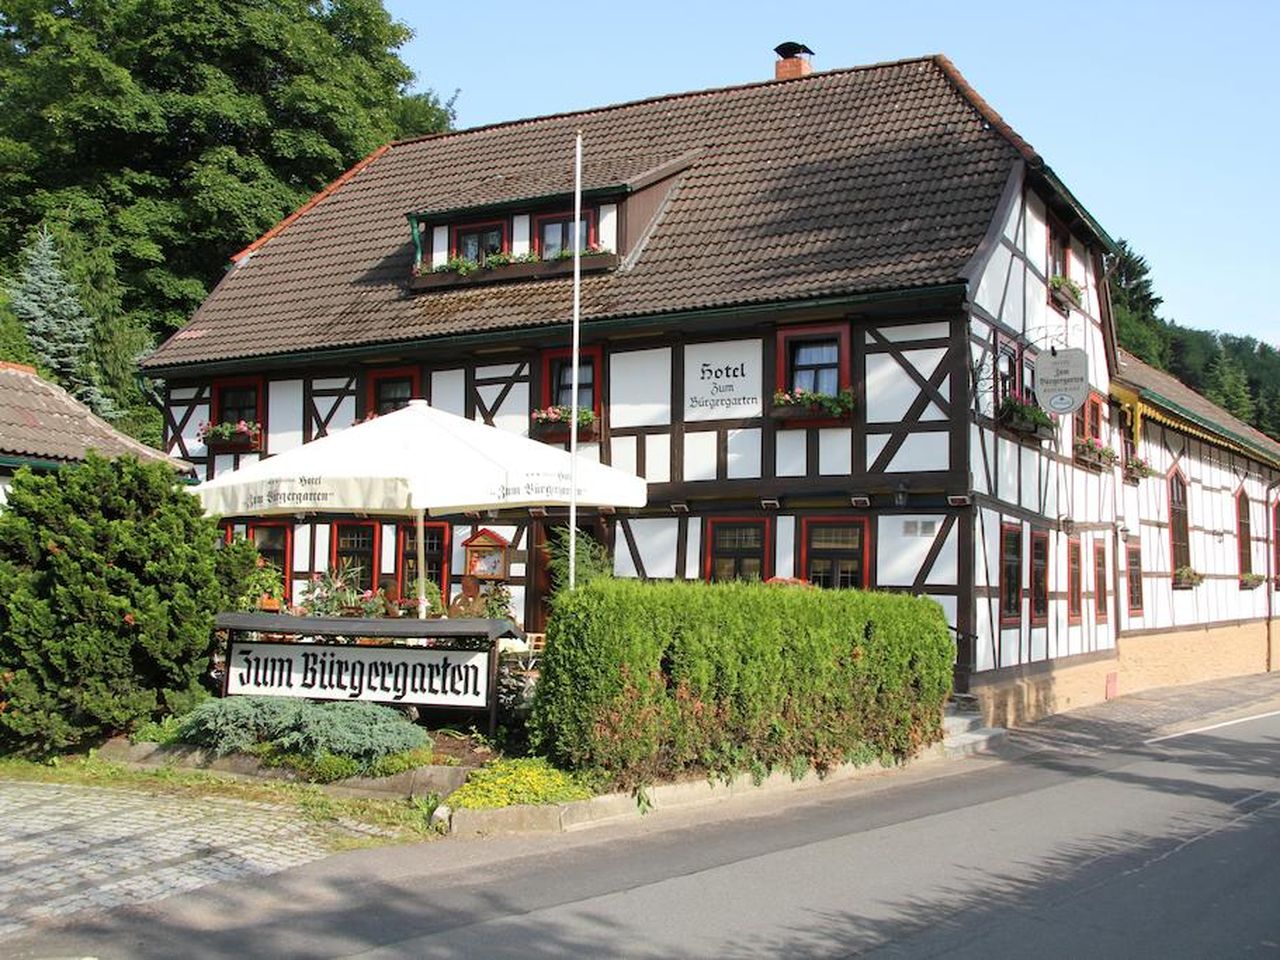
[775,324,851,399]
[1170,473,1191,574]
[534,212,594,260]
[452,221,506,264]
[540,346,603,417]
[802,519,869,589]
[214,379,261,426]
[367,366,421,417]
[999,523,1023,626]
[996,346,1017,403]
[1237,491,1252,576]
[706,519,768,582]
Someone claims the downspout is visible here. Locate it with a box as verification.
[1268,476,1279,672]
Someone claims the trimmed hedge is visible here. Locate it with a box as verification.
[530,580,953,786]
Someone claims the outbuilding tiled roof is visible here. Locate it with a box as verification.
[0,363,187,470]
[1114,350,1280,466]
[145,54,1031,371]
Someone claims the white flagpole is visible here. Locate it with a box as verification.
[568,130,583,590]
[416,507,427,619]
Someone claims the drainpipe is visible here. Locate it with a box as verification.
[1268,476,1279,672]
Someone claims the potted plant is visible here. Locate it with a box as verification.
[198,419,263,453]
[409,246,619,291]
[1049,275,1082,310]
[1240,572,1265,590]
[1074,436,1118,470]
[1173,565,1204,589]
[770,387,856,423]
[1122,456,1155,484]
[997,392,1056,441]
[530,404,598,442]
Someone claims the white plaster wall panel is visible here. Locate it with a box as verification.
[314,524,331,571]
[1019,446,1039,509]
[511,215,530,257]
[775,429,806,477]
[974,242,1011,318]
[431,226,448,267]
[170,386,200,401]
[977,508,1002,588]
[925,520,959,587]
[507,586,526,627]
[928,595,957,631]
[475,363,521,381]
[291,578,310,601]
[597,204,618,253]
[431,370,466,416]
[213,453,236,477]
[974,603,995,672]
[877,516,936,586]
[631,518,679,579]
[451,525,469,576]
[491,383,530,436]
[1026,193,1048,274]
[919,376,949,421]
[866,434,890,470]
[685,520,702,579]
[576,442,601,463]
[818,428,852,475]
[727,428,762,479]
[611,435,638,476]
[644,434,671,483]
[864,354,919,423]
[683,431,717,481]
[1001,257,1025,330]
[999,628,1021,670]
[266,379,304,455]
[1002,192,1023,244]
[1029,626,1047,662]
[381,524,396,575]
[610,349,671,427]
[996,436,1018,497]
[878,322,952,343]
[886,432,949,473]
[613,539,639,577]
[970,339,995,419]
[293,525,311,573]
[322,396,356,436]
[775,516,795,579]
[1024,274,1048,343]
[971,425,990,495]
[1044,457,1059,519]
[311,377,349,391]
[902,348,947,386]
[177,400,210,456]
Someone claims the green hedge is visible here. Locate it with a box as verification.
[530,580,953,786]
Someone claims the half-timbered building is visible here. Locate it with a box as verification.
[144,50,1279,723]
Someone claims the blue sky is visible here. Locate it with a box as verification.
[386,0,1277,344]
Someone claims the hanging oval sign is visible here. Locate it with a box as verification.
[1034,348,1090,415]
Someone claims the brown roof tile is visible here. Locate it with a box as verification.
[0,363,188,470]
[145,55,1024,371]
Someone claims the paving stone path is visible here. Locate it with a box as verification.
[0,781,331,941]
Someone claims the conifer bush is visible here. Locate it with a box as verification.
[0,455,229,753]
[531,580,953,787]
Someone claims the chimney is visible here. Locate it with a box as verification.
[774,42,814,80]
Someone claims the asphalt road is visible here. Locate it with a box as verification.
[10,706,1280,959]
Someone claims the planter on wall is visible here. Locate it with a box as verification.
[204,435,262,455]
[999,412,1055,442]
[1050,284,1081,312]
[408,254,619,292]
[529,420,599,443]
[769,405,853,429]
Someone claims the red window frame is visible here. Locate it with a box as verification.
[998,522,1023,627]
[366,365,421,418]
[540,345,603,418]
[1094,541,1108,622]
[449,220,508,260]
[1048,217,1070,283]
[798,516,872,589]
[531,209,598,258]
[993,333,1039,412]
[774,323,852,395]
[211,375,265,428]
[1127,545,1144,616]
[704,517,772,583]
[247,520,293,602]
[1067,537,1082,622]
[1030,530,1049,625]
[1274,503,1280,585]
[330,520,381,594]
[1237,490,1252,577]
[1169,470,1190,574]
[1073,393,1104,454]
[394,521,451,602]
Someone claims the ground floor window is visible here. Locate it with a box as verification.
[999,523,1022,625]
[249,523,291,601]
[1068,538,1082,621]
[1094,542,1108,621]
[706,519,768,582]
[801,519,868,588]
[1030,530,1049,624]
[1127,546,1144,615]
[333,522,378,592]
[396,522,450,598]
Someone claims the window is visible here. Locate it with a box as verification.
[1030,531,1049,624]
[999,523,1023,626]
[775,324,851,398]
[706,519,769,582]
[533,212,595,260]
[1067,537,1082,621]
[1049,219,1069,282]
[996,347,1017,403]
[801,519,869,589]
[541,345,603,416]
[452,221,506,264]
[332,522,378,593]
[1073,394,1104,454]
[367,366,420,417]
[1237,491,1252,576]
[1094,542,1108,622]
[397,522,450,599]
[992,334,1038,414]
[1170,473,1190,573]
[1275,504,1280,584]
[1127,546,1144,616]
[249,522,292,602]
[212,377,262,426]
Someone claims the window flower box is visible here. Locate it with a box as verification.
[1074,437,1118,471]
[1172,566,1204,589]
[770,387,855,427]
[1122,457,1155,485]
[198,419,263,453]
[1239,573,1265,590]
[1049,275,1082,311]
[997,393,1055,442]
[530,406,598,443]
[409,251,618,291]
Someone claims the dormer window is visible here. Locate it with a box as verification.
[534,212,595,260]
[452,221,505,263]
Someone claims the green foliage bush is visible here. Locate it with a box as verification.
[0,455,233,753]
[176,696,430,772]
[448,757,593,809]
[531,580,953,787]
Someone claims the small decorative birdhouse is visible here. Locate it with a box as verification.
[463,527,511,581]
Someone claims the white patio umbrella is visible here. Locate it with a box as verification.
[193,400,646,617]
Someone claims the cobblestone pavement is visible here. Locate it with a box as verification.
[0,781,331,942]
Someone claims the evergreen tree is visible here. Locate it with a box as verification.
[4,227,113,417]
[1205,353,1255,423]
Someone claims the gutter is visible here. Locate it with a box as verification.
[0,454,74,472]
[141,282,969,380]
[1136,389,1280,469]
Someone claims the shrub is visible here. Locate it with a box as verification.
[448,757,593,809]
[0,455,233,753]
[531,580,953,787]
[176,696,430,770]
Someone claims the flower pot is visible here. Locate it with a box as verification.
[999,411,1055,442]
[408,253,619,291]
[769,404,851,428]
[257,595,281,613]
[204,434,262,454]
[1050,283,1081,311]
[530,420,598,443]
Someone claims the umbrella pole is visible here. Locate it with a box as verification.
[416,508,427,620]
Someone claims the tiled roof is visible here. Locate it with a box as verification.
[0,363,188,470]
[145,55,1027,371]
[1114,350,1280,465]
